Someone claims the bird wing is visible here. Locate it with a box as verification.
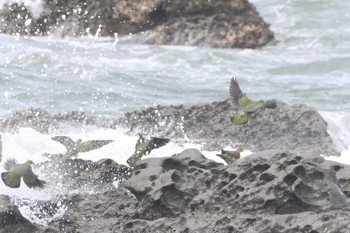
[1,172,21,188]
[3,158,17,171]
[149,137,170,151]
[79,140,113,153]
[244,100,264,114]
[229,77,246,108]
[135,134,145,150]
[51,136,75,150]
[23,170,46,189]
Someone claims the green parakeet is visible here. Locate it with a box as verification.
[127,134,170,167]
[216,147,243,164]
[49,136,113,161]
[229,77,265,125]
[1,159,46,189]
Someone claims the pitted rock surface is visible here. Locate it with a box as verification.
[31,148,350,232]
[0,0,273,48]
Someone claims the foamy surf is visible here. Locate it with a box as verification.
[0,126,245,225]
[0,108,349,226]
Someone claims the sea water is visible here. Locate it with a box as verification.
[0,0,350,225]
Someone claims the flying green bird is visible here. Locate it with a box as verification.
[216,147,243,165]
[127,134,170,167]
[1,159,46,189]
[49,136,113,161]
[229,77,265,125]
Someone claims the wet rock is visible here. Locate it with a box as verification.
[0,108,58,134]
[141,0,274,48]
[41,149,350,232]
[0,98,338,156]
[0,0,273,49]
[0,195,39,233]
[36,158,132,192]
[118,99,338,156]
[0,108,116,134]
[47,189,138,233]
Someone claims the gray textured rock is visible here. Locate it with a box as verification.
[37,149,350,232]
[118,99,338,156]
[0,195,39,233]
[3,149,350,232]
[0,108,58,134]
[0,99,338,156]
[0,0,273,49]
[36,158,132,192]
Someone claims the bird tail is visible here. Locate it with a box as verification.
[3,158,17,171]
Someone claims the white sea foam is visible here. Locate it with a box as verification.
[0,109,349,225]
[320,111,350,153]
[0,126,242,225]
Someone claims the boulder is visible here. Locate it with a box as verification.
[0,0,273,48]
[36,158,132,192]
[118,99,338,155]
[0,108,58,134]
[0,195,39,233]
[0,98,338,156]
[39,149,350,232]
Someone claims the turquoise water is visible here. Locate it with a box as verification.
[1,0,350,116]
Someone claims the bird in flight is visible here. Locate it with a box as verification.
[46,136,113,161]
[127,134,170,167]
[1,159,46,189]
[229,77,269,125]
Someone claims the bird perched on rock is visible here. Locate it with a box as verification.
[1,159,46,189]
[229,77,276,125]
[127,134,170,167]
[49,136,113,161]
[216,147,243,164]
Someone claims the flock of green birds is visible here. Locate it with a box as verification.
[0,78,274,190]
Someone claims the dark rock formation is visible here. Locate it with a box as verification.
[4,148,349,232]
[0,0,273,48]
[117,99,338,156]
[0,108,58,134]
[0,108,115,134]
[0,195,39,233]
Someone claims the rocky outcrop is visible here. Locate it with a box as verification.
[0,108,114,134]
[0,0,273,48]
[36,158,132,192]
[0,195,39,233]
[118,99,338,156]
[0,98,338,156]
[3,149,350,232]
